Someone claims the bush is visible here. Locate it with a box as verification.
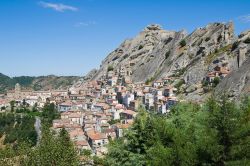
[145,78,152,85]
[165,51,170,59]
[179,39,186,47]
[105,96,250,166]
[202,80,209,87]
[213,77,220,87]
[172,67,187,77]
[0,113,37,146]
[243,37,250,44]
[205,37,211,42]
[108,119,120,125]
[217,35,222,42]
[231,41,239,51]
[81,149,92,156]
[174,79,185,89]
[138,45,144,50]
[107,65,114,72]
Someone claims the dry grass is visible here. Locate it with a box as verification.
[205,44,232,65]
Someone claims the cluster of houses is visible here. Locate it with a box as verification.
[0,65,179,156]
[205,65,230,86]
[5,83,69,108]
[51,67,178,156]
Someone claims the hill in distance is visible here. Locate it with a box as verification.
[0,73,80,93]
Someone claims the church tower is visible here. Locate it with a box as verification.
[15,83,21,93]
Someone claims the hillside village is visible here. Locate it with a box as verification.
[2,22,249,159]
[1,0,250,164]
[0,66,183,156]
[0,60,234,158]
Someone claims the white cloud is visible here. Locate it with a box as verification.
[238,14,250,23]
[39,1,78,12]
[74,21,97,27]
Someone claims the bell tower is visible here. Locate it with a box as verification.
[15,83,21,93]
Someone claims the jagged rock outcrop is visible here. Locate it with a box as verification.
[215,31,250,99]
[91,24,187,82]
[80,21,250,100]
[92,22,235,82]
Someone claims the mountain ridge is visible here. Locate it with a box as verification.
[0,73,80,93]
[79,21,250,101]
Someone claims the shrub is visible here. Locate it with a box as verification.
[217,35,222,42]
[231,41,239,51]
[107,65,114,72]
[213,77,220,87]
[188,54,194,59]
[202,80,209,87]
[165,51,170,59]
[174,79,185,89]
[145,78,151,85]
[138,45,144,50]
[179,39,186,47]
[243,37,250,44]
[205,37,210,42]
[172,67,187,77]
[108,119,120,125]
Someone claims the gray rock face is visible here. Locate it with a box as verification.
[216,55,250,99]
[78,21,250,100]
[92,24,184,82]
[186,85,197,93]
[92,22,235,83]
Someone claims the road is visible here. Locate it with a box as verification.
[34,116,42,145]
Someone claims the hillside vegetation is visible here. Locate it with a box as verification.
[104,96,250,166]
[0,96,249,166]
[0,73,80,93]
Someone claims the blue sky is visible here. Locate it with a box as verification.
[0,0,249,77]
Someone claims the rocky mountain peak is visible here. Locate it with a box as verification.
[77,21,249,101]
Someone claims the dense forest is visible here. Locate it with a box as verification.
[0,102,59,148]
[15,102,60,126]
[0,113,37,146]
[0,127,79,166]
[105,96,250,166]
[0,103,76,166]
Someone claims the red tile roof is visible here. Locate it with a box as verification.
[121,110,137,115]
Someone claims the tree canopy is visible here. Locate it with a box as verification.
[105,96,250,166]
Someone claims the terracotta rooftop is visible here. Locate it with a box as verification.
[115,104,124,110]
[69,129,85,138]
[68,113,81,118]
[121,109,137,115]
[87,131,107,140]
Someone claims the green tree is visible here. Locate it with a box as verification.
[107,65,114,72]
[213,77,220,87]
[179,39,186,47]
[41,103,59,126]
[32,103,38,112]
[58,128,79,165]
[205,95,250,165]
[106,97,250,166]
[10,100,15,112]
[165,51,171,59]
[23,126,79,166]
